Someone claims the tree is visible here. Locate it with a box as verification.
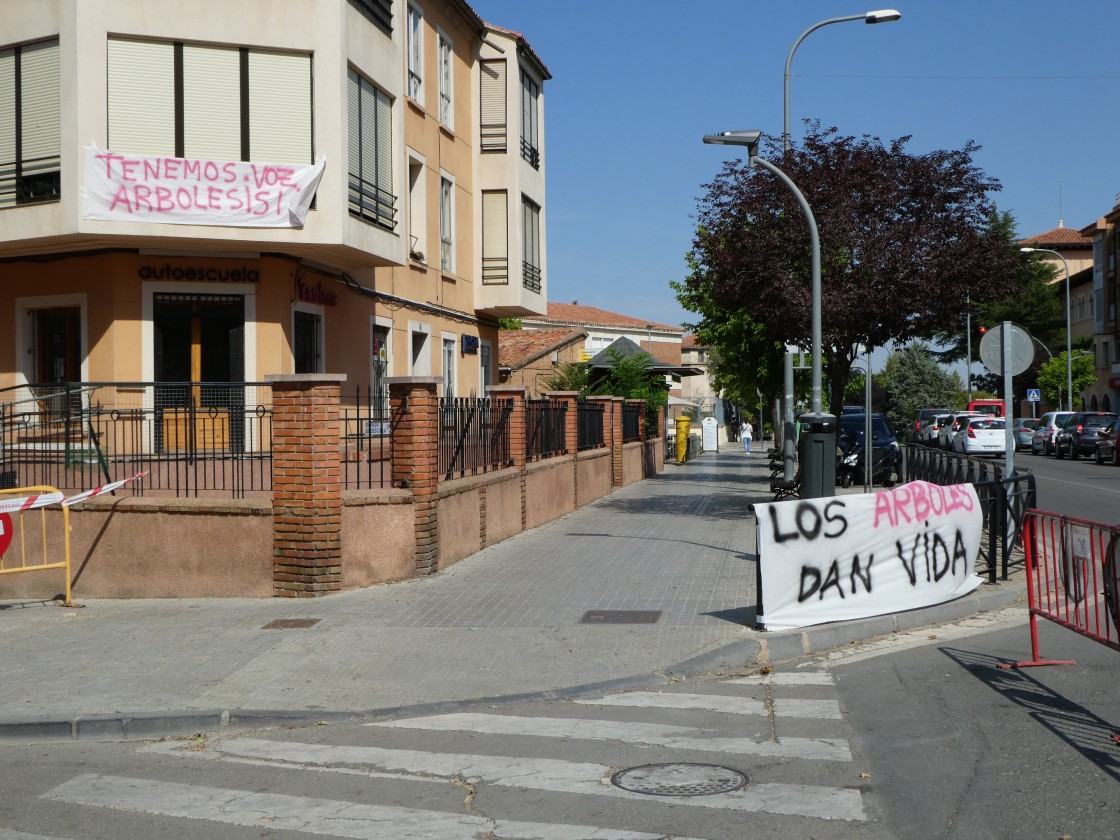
[883,343,960,436]
[588,347,668,431]
[541,362,588,393]
[1037,351,1096,409]
[686,123,1024,417]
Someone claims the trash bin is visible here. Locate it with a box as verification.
[798,412,837,499]
[674,417,691,464]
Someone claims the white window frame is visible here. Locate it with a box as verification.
[437,29,453,129]
[440,171,455,274]
[442,332,457,400]
[408,320,432,376]
[407,3,424,103]
[291,301,326,374]
[407,150,427,261]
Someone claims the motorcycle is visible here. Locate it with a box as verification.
[836,431,899,489]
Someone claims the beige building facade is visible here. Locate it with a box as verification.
[1,0,549,409]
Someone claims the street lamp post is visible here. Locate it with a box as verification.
[1021,247,1073,411]
[783,9,901,152]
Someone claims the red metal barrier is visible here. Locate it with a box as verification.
[1000,509,1120,671]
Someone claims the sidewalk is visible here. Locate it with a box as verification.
[0,448,1027,740]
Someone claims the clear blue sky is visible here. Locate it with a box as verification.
[478,0,1120,332]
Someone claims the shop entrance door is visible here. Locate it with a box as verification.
[153,294,245,452]
[30,307,82,418]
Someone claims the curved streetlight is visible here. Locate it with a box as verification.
[1020,247,1073,411]
[783,10,902,152]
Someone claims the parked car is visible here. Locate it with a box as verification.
[837,413,899,487]
[1054,412,1120,459]
[1012,418,1039,450]
[913,407,951,443]
[1031,411,1075,456]
[1094,418,1120,465]
[953,416,1006,457]
[939,412,981,450]
[925,413,952,446]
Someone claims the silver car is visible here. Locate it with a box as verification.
[1030,411,1075,455]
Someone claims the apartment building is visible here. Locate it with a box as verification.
[0,0,549,407]
[1079,213,1120,411]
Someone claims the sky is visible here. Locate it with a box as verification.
[475,0,1120,342]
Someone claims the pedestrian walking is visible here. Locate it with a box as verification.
[740,418,754,453]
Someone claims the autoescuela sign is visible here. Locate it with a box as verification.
[754,481,984,631]
[83,144,326,228]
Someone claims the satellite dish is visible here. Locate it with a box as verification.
[979,322,1035,376]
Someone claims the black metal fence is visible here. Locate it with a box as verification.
[340,387,394,490]
[439,397,513,480]
[577,400,605,451]
[525,398,567,462]
[0,382,272,497]
[622,403,641,443]
[903,444,1009,484]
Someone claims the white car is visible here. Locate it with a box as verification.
[925,413,952,445]
[939,413,982,450]
[953,416,1006,457]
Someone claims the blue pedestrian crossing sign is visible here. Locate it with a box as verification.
[1027,388,1041,402]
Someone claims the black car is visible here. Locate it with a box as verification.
[1094,418,1120,465]
[1054,412,1120,459]
[836,413,899,487]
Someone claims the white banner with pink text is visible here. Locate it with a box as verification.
[83,145,326,228]
[754,481,984,631]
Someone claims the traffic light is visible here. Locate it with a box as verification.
[979,325,986,335]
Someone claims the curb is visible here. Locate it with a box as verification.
[0,580,1027,744]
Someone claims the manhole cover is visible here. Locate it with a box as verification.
[610,763,748,797]
[261,618,321,629]
[580,610,661,624]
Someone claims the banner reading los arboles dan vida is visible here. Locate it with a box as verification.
[83,145,326,229]
[755,481,984,631]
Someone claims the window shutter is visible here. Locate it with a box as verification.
[479,60,505,151]
[347,69,361,189]
[481,190,507,282]
[182,43,241,161]
[108,38,175,155]
[19,40,60,175]
[374,86,393,207]
[249,50,312,163]
[0,50,16,207]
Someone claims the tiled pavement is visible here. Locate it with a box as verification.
[0,448,1025,739]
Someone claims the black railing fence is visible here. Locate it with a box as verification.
[340,387,394,490]
[0,381,271,497]
[439,397,513,480]
[622,403,641,443]
[525,398,567,462]
[577,400,605,451]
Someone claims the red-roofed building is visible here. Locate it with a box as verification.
[522,302,684,367]
[496,328,586,395]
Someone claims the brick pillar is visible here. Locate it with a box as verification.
[488,385,527,532]
[389,377,441,575]
[590,396,624,487]
[267,374,346,597]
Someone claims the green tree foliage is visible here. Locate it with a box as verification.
[589,347,668,431]
[686,124,1023,417]
[541,362,588,394]
[497,317,523,330]
[1037,351,1096,408]
[883,343,960,435]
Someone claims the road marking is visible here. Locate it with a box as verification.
[142,737,866,820]
[574,691,842,720]
[45,773,704,840]
[0,831,59,840]
[727,671,835,686]
[368,712,850,760]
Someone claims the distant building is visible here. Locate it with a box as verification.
[497,328,586,396]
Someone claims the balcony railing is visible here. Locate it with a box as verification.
[480,123,507,153]
[0,155,61,207]
[520,138,540,169]
[522,261,542,293]
[348,173,397,231]
[482,256,509,284]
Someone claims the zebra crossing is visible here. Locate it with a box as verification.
[33,667,877,840]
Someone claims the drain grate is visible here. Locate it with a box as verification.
[580,610,661,625]
[613,766,743,797]
[261,618,321,630]
[611,763,748,797]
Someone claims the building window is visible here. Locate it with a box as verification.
[347,68,396,230]
[520,70,540,169]
[371,321,391,416]
[479,59,506,153]
[0,39,61,208]
[481,190,508,283]
[107,38,311,164]
[293,309,323,373]
[442,336,456,399]
[522,196,541,293]
[407,155,426,260]
[351,0,393,36]
[437,32,453,128]
[409,322,431,376]
[440,175,454,273]
[407,3,423,103]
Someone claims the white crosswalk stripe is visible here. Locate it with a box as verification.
[39,668,868,836]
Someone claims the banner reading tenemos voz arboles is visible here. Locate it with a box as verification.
[754,481,984,632]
